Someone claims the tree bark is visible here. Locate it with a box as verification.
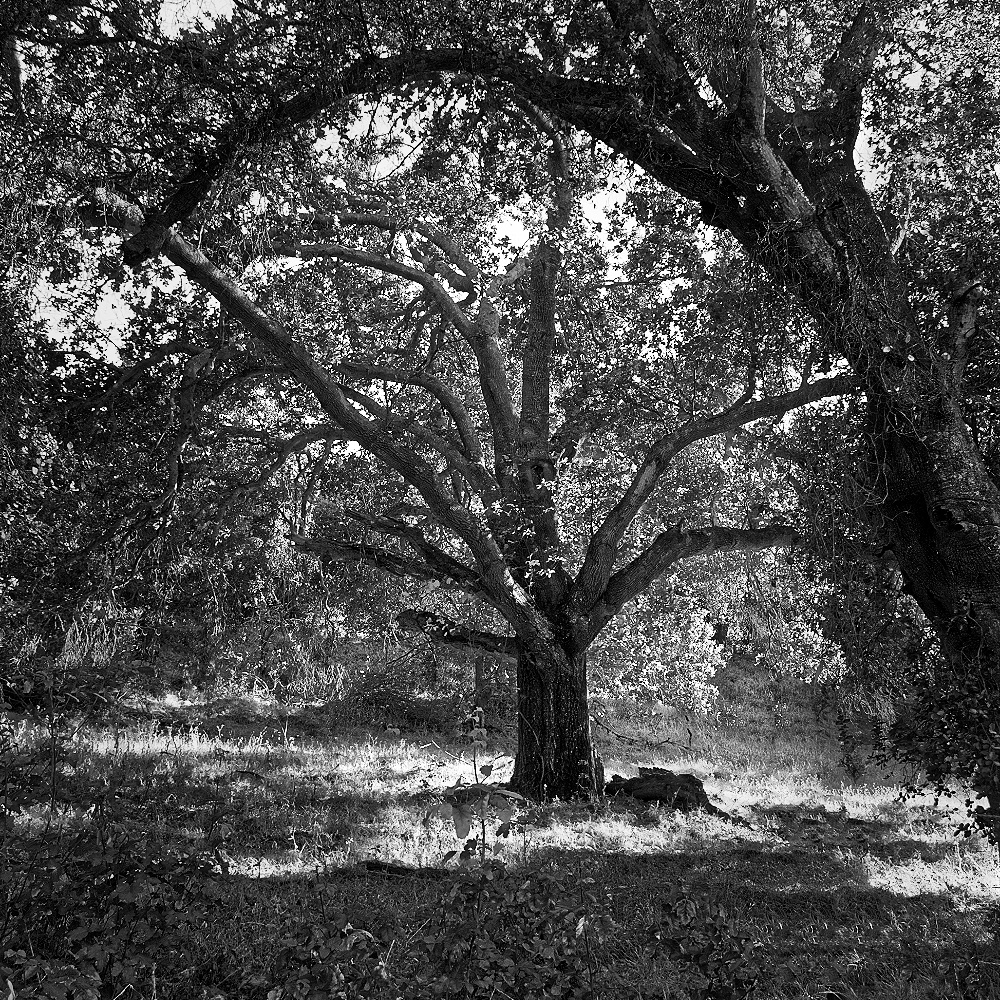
[509,640,603,800]
[877,400,1000,830]
[875,402,1000,667]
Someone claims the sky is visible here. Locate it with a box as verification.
[158,0,234,34]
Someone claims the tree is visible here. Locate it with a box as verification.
[4,2,997,805]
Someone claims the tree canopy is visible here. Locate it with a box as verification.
[2,1,998,809]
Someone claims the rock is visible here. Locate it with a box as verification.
[604,767,713,811]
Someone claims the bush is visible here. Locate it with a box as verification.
[270,914,391,1000]
[410,862,613,997]
[267,862,615,1000]
[0,828,225,999]
[646,886,763,999]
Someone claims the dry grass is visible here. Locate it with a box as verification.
[5,664,1000,999]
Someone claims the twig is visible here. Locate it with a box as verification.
[591,712,700,755]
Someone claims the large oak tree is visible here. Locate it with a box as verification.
[3,1,998,806]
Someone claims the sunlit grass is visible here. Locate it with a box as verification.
[5,666,999,998]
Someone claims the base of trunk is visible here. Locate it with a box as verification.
[509,642,603,800]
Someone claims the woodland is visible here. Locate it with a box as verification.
[2,1,1000,998]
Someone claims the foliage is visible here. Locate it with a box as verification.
[891,656,1000,843]
[270,914,391,1000]
[408,861,614,999]
[0,828,225,999]
[646,886,764,1000]
[428,705,526,864]
[591,582,725,714]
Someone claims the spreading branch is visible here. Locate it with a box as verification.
[289,533,483,597]
[396,609,516,657]
[224,426,345,499]
[79,187,556,648]
[342,508,484,593]
[586,523,799,643]
[574,374,856,611]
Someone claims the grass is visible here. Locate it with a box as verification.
[3,662,1000,999]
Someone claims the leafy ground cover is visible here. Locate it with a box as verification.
[3,666,999,999]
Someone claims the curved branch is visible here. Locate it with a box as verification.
[585,523,798,644]
[120,48,482,266]
[573,374,856,611]
[226,426,345,499]
[66,340,201,412]
[338,360,486,465]
[342,508,484,592]
[337,382,495,499]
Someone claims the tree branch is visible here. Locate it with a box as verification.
[735,0,765,134]
[289,533,479,593]
[337,381,495,499]
[586,523,799,643]
[818,5,884,149]
[120,48,483,266]
[511,100,571,563]
[342,507,484,593]
[80,187,556,648]
[396,609,516,657]
[227,426,344,497]
[337,360,487,467]
[66,340,201,412]
[573,374,856,611]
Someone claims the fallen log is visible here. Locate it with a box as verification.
[361,860,449,879]
[605,767,713,810]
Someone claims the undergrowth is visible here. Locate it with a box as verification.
[3,662,1000,1000]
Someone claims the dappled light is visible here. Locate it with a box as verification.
[4,1,1000,997]
[6,664,1000,996]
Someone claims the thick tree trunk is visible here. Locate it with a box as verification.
[876,402,1000,664]
[874,394,1000,827]
[509,640,604,800]
[769,167,1000,822]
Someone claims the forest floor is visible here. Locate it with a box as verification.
[4,663,1000,999]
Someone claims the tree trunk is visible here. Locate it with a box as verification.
[876,402,1000,666]
[509,640,604,800]
[874,395,1000,828]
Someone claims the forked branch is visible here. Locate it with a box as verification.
[586,523,798,642]
[574,374,855,610]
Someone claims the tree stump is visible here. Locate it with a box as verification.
[604,766,713,811]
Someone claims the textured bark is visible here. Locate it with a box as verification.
[509,640,603,800]
[876,400,1000,821]
[874,403,1000,668]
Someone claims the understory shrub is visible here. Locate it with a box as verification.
[1,828,225,999]
[646,886,764,999]
[409,862,614,998]
[270,914,392,1000]
[268,861,616,1000]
